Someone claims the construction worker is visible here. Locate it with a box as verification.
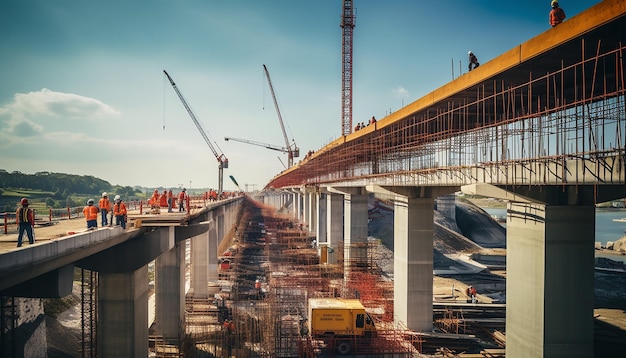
[159,190,168,208]
[83,199,99,230]
[113,195,128,229]
[178,188,186,212]
[468,51,480,71]
[16,198,35,247]
[167,189,174,212]
[99,192,111,226]
[149,189,160,213]
[549,0,566,27]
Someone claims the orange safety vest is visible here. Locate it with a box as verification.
[16,207,34,226]
[114,202,127,216]
[99,198,111,211]
[83,205,99,221]
[549,7,565,27]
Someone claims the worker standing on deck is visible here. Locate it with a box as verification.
[178,188,186,212]
[113,195,128,229]
[468,51,480,71]
[83,199,99,230]
[16,198,35,247]
[549,0,566,27]
[99,192,111,226]
[159,190,168,208]
[167,189,174,212]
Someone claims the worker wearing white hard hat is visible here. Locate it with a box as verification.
[549,0,566,27]
[113,195,128,229]
[99,192,111,226]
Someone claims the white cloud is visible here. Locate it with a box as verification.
[0,88,121,136]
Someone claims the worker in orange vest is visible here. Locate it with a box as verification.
[167,189,174,212]
[178,188,186,212]
[83,199,100,230]
[16,198,35,247]
[549,0,566,27]
[113,195,128,229]
[99,192,111,226]
[159,190,168,207]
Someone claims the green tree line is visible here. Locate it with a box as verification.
[0,170,143,213]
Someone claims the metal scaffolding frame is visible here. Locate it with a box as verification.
[267,39,625,193]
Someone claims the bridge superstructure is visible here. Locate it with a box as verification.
[0,197,243,357]
[262,1,626,357]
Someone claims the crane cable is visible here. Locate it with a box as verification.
[162,73,166,130]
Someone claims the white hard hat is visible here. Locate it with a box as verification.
[114,195,121,201]
[468,51,473,55]
[102,192,108,197]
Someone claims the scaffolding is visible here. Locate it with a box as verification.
[267,38,626,194]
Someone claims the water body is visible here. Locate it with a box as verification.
[481,207,626,247]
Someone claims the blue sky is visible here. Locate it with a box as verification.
[0,0,601,191]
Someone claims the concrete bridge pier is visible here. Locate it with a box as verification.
[316,192,327,246]
[98,267,150,357]
[329,187,368,268]
[393,194,434,332]
[190,233,209,298]
[303,189,310,228]
[326,191,344,264]
[78,226,178,358]
[506,202,595,358]
[307,189,318,235]
[368,185,454,332]
[154,241,185,343]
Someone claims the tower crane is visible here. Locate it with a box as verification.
[262,64,300,167]
[163,70,229,194]
[340,0,355,136]
[224,137,289,153]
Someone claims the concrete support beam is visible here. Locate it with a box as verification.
[327,192,344,264]
[316,192,327,244]
[330,187,368,266]
[79,226,175,273]
[308,190,318,235]
[303,189,310,230]
[154,242,185,343]
[2,264,74,298]
[191,231,209,298]
[506,203,595,358]
[208,219,218,282]
[98,267,149,358]
[393,196,434,332]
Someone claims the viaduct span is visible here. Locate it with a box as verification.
[0,198,243,357]
[262,1,626,357]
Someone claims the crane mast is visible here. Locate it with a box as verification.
[262,64,300,167]
[224,137,289,153]
[163,70,228,194]
[340,0,355,136]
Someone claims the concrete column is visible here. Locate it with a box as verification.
[154,241,185,342]
[191,232,209,298]
[327,192,344,264]
[316,193,327,244]
[208,219,218,282]
[506,203,595,358]
[394,196,433,332]
[308,191,317,235]
[293,191,300,220]
[343,192,368,266]
[303,190,310,230]
[98,267,149,358]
